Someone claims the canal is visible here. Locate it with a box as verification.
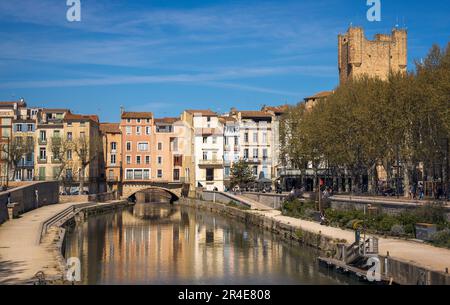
[64,202,363,285]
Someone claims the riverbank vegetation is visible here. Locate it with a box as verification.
[280,43,450,196]
[282,199,450,248]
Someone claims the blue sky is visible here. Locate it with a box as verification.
[0,0,448,122]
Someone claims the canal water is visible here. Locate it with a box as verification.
[64,202,363,285]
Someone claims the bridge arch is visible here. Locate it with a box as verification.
[122,183,181,203]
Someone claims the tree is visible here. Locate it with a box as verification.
[0,136,34,181]
[230,160,255,189]
[280,42,450,198]
[72,133,102,193]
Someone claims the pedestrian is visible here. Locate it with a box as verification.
[419,183,424,200]
[35,189,39,209]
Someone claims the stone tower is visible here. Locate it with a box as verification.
[338,27,407,83]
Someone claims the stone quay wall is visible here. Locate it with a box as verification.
[0,181,59,224]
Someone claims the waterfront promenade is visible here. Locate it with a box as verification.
[231,193,450,275]
[0,200,124,285]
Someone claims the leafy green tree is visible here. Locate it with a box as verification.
[230,160,255,189]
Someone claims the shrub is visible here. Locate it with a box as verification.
[430,229,450,249]
[390,224,405,236]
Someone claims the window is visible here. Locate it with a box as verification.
[207,117,211,122]
[203,152,208,160]
[145,156,150,164]
[110,154,116,165]
[252,166,258,176]
[136,126,141,135]
[224,137,228,145]
[126,126,132,135]
[143,169,150,180]
[136,156,141,165]
[80,131,85,139]
[80,121,85,127]
[67,122,72,127]
[262,132,267,144]
[173,169,180,181]
[67,150,72,160]
[67,132,73,141]
[244,133,249,143]
[40,130,46,141]
[137,119,141,124]
[157,156,162,165]
[111,142,117,151]
[126,142,131,151]
[174,155,182,167]
[146,119,150,123]
[134,170,143,180]
[146,126,151,135]
[212,136,217,144]
[39,148,46,160]
[206,168,214,181]
[253,148,259,159]
[54,130,60,138]
[66,169,72,179]
[126,169,133,180]
[138,142,148,151]
[2,128,10,138]
[157,142,162,150]
[253,132,258,143]
[27,124,33,132]
[126,155,131,164]
[244,149,249,159]
[263,149,268,160]
[234,136,239,146]
[16,124,22,132]
[157,169,163,178]
[203,137,208,144]
[39,167,46,181]
[127,118,131,123]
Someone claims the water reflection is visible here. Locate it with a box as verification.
[65,203,362,285]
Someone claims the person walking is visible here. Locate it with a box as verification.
[35,189,39,209]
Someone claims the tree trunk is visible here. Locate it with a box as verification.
[368,163,378,195]
[80,166,85,194]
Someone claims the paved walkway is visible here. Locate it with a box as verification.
[0,203,75,284]
[0,201,124,284]
[224,192,272,210]
[232,193,450,274]
[331,194,449,208]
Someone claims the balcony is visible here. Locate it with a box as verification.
[18,160,34,167]
[37,158,47,164]
[51,157,62,164]
[198,159,223,168]
[38,138,47,145]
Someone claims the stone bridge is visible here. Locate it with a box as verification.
[122,181,187,202]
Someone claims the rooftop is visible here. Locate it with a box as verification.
[100,123,121,134]
[154,117,179,124]
[65,113,99,123]
[121,112,154,119]
[185,109,217,117]
[304,90,334,101]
